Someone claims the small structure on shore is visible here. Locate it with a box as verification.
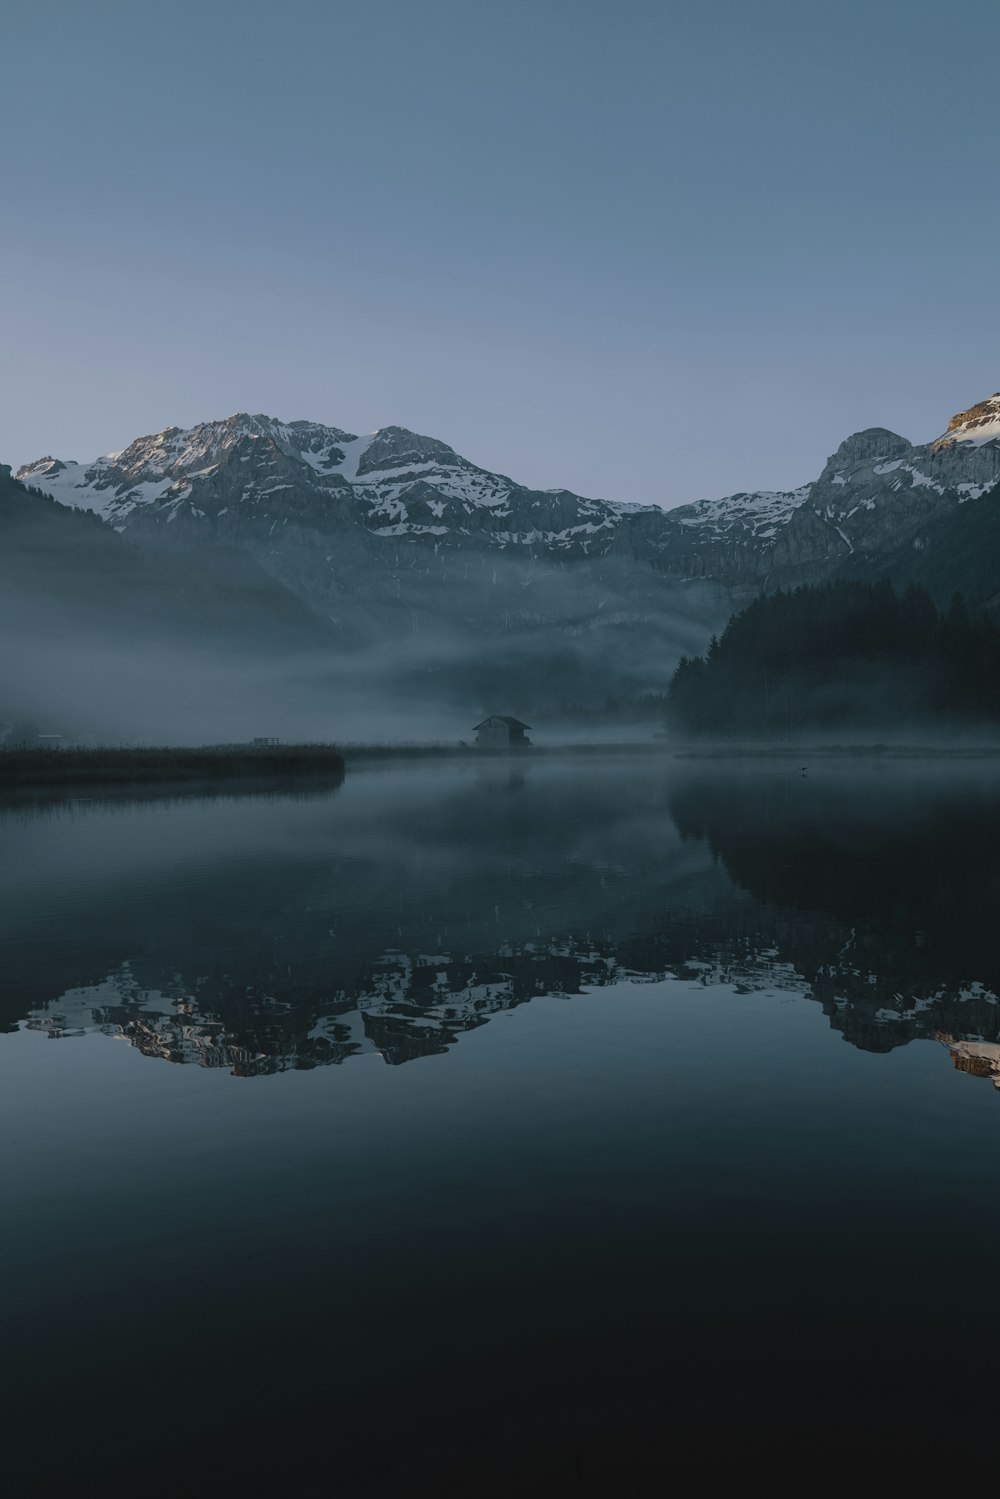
[252,737,280,747]
[473,716,532,749]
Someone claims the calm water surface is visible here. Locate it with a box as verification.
[2,754,1000,1491]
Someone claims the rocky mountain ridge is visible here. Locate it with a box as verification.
[17,395,1000,598]
[19,413,624,556]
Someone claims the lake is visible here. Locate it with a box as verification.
[3,753,1000,1492]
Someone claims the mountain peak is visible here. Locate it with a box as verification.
[932,393,1000,451]
[355,425,460,478]
[818,427,912,482]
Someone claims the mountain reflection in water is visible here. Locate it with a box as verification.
[4,756,999,1085]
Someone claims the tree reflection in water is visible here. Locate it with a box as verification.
[5,757,1000,1081]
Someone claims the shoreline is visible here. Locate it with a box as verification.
[5,737,1000,792]
[0,744,346,789]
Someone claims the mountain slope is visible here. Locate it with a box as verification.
[0,466,337,652]
[850,481,1000,612]
[0,467,354,742]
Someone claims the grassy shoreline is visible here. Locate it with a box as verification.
[0,743,346,787]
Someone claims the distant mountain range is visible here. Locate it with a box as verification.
[6,391,1000,734]
[17,392,1000,594]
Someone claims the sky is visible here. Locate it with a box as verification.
[2,0,999,508]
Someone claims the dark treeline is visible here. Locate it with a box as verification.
[668,580,1000,737]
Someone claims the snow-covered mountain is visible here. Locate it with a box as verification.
[932,392,1000,451]
[18,395,1000,592]
[18,413,626,554]
[623,401,1000,584]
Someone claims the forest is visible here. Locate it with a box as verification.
[668,580,1000,737]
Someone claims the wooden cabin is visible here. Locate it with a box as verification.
[473,715,532,749]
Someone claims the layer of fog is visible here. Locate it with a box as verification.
[2,486,734,745]
[0,608,697,747]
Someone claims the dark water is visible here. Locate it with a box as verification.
[2,754,1000,1492]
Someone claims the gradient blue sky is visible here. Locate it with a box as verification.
[3,0,998,506]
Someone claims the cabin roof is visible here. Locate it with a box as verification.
[473,716,532,730]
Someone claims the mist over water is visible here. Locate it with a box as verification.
[0,633,474,745]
